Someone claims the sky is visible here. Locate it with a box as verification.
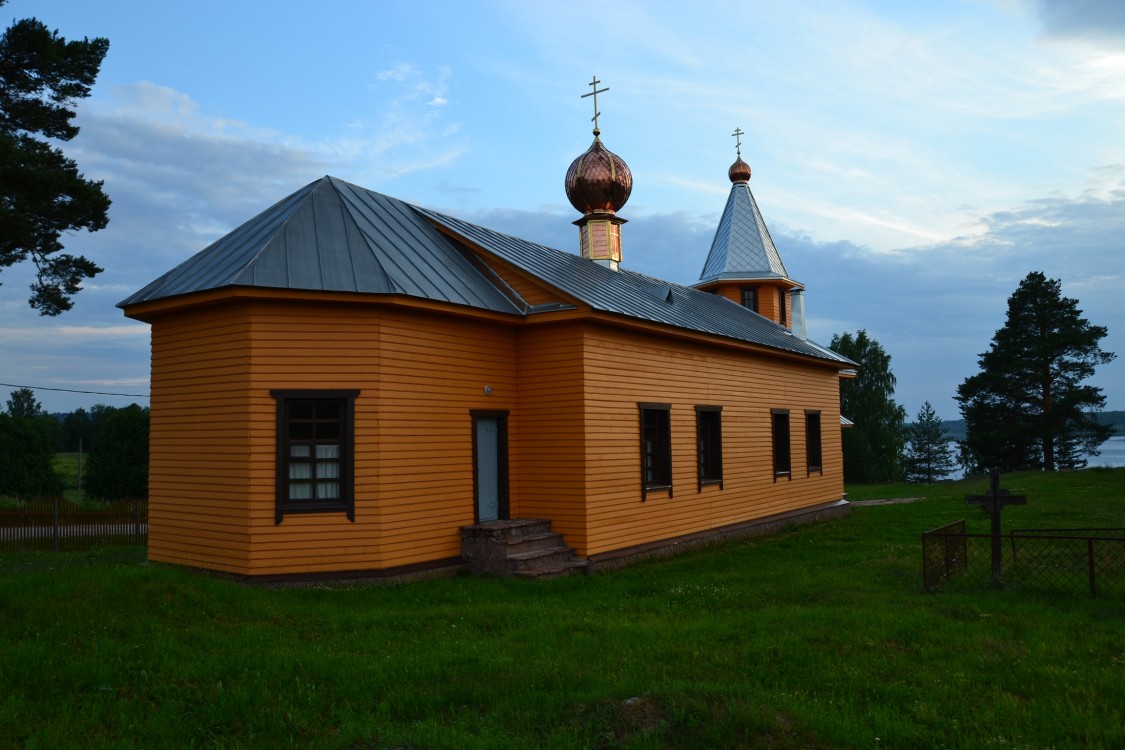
[2,0,1124,421]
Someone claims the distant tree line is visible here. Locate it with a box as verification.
[0,388,148,501]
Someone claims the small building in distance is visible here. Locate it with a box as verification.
[120,107,855,580]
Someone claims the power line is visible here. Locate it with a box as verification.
[0,381,148,399]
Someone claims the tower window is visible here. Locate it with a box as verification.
[740,287,758,313]
[778,288,787,325]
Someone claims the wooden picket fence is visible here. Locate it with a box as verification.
[0,498,147,551]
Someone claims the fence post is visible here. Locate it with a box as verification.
[1088,538,1097,598]
[134,501,141,545]
[52,497,60,552]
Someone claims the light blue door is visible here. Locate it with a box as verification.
[475,417,500,522]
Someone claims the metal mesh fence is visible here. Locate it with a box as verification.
[923,522,1125,597]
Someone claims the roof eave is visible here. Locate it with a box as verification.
[120,285,526,324]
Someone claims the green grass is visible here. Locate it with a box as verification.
[52,452,86,504]
[2,470,1124,749]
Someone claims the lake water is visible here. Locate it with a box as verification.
[943,436,1125,479]
[1087,435,1125,469]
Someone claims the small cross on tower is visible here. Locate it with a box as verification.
[582,76,609,136]
[966,468,1028,585]
[732,127,744,158]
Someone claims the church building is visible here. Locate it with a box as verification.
[120,90,855,580]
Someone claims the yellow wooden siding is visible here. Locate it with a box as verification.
[711,284,742,306]
[373,308,518,568]
[146,306,253,573]
[577,325,843,556]
[140,288,844,576]
[464,244,573,308]
[240,301,519,574]
[706,282,790,328]
[514,323,589,550]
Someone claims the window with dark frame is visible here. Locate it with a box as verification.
[771,408,791,479]
[696,405,723,490]
[271,389,358,523]
[639,403,672,499]
[805,410,823,474]
[740,287,758,313]
[778,288,787,325]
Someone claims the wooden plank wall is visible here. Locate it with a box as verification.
[372,307,517,568]
[577,325,843,556]
[146,294,843,575]
[710,282,789,327]
[242,300,385,575]
[240,300,518,575]
[146,304,253,572]
[514,322,589,551]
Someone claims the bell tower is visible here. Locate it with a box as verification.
[695,127,803,330]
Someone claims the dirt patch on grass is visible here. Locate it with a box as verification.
[850,497,926,507]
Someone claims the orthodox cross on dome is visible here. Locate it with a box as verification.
[582,75,609,136]
[732,127,744,158]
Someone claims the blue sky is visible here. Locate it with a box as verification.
[2,0,1123,421]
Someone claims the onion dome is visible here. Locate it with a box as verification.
[564,136,633,215]
[728,156,752,184]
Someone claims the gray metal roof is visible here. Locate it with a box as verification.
[697,182,790,285]
[417,207,852,366]
[120,175,850,366]
[118,176,521,314]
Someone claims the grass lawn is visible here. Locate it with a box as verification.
[52,452,86,505]
[2,469,1123,749]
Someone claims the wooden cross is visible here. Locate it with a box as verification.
[732,127,744,158]
[966,468,1027,584]
[582,76,609,135]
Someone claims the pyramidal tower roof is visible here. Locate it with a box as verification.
[696,132,791,285]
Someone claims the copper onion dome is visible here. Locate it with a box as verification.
[728,156,752,184]
[565,136,633,215]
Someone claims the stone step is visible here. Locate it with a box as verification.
[505,545,574,571]
[500,531,568,555]
[514,558,589,580]
[460,518,553,542]
[460,518,587,578]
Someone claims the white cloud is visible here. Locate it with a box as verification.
[375,62,420,83]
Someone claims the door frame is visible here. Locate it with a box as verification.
[470,410,510,524]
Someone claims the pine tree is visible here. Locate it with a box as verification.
[0,1,110,314]
[830,330,907,483]
[956,272,1115,471]
[904,402,955,483]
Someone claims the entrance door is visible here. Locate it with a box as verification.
[472,412,509,523]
